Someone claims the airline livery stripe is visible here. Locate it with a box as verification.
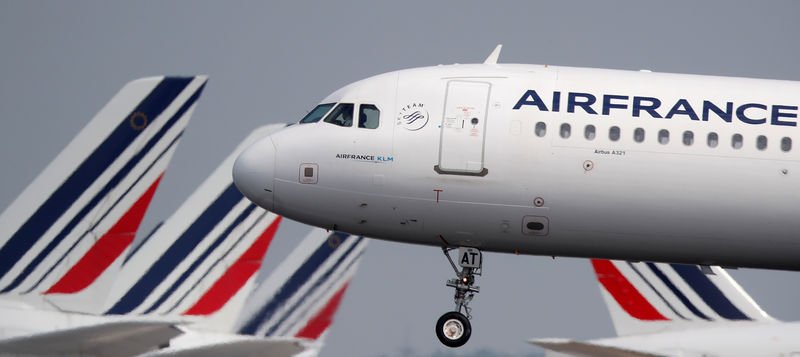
[275,247,364,337]
[183,216,282,316]
[263,236,364,337]
[237,232,351,335]
[142,200,257,314]
[162,209,268,315]
[24,131,185,294]
[294,281,350,340]
[0,77,192,281]
[105,184,244,315]
[626,262,688,320]
[670,264,751,320]
[1,82,203,293]
[44,174,165,294]
[645,263,711,321]
[591,259,668,321]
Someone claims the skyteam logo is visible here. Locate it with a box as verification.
[397,103,429,131]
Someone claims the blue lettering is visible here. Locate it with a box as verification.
[771,105,797,127]
[568,92,598,114]
[632,96,662,118]
[665,99,699,121]
[513,90,548,111]
[552,91,561,112]
[511,90,792,128]
[736,103,767,125]
[702,101,733,122]
[602,95,628,115]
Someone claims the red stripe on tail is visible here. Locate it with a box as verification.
[183,216,282,316]
[295,281,350,340]
[591,259,668,321]
[45,174,164,295]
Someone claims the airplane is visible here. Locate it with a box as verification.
[0,75,208,355]
[529,259,800,356]
[231,44,800,346]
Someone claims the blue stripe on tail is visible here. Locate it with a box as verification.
[670,264,751,320]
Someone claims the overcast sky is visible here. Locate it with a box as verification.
[2,2,800,357]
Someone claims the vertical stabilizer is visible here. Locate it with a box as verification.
[592,259,775,337]
[0,76,208,314]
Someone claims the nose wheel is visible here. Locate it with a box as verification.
[436,311,471,347]
[435,247,481,347]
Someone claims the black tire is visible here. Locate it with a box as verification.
[435,311,471,347]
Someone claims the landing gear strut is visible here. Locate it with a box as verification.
[435,247,481,347]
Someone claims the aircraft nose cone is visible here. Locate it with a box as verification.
[233,135,276,211]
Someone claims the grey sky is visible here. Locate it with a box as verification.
[1,1,800,356]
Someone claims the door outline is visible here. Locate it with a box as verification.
[434,80,491,176]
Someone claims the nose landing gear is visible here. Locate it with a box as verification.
[435,247,481,347]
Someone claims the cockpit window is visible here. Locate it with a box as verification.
[299,103,335,124]
[323,103,354,127]
[358,104,380,129]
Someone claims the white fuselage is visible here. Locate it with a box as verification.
[233,63,800,270]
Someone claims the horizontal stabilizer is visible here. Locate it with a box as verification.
[0,320,181,357]
[528,338,663,357]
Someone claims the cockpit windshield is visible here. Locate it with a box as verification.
[299,103,335,124]
[323,103,354,127]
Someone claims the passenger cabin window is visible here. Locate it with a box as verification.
[299,103,335,124]
[358,104,380,129]
[683,131,694,146]
[609,126,620,141]
[323,103,354,127]
[560,123,571,138]
[732,134,743,149]
[535,122,546,137]
[584,125,596,140]
[756,135,767,151]
[658,129,669,145]
[782,137,792,152]
[707,132,719,148]
[633,128,645,143]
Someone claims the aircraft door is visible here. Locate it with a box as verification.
[435,80,491,176]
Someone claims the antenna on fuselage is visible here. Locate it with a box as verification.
[483,44,502,65]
